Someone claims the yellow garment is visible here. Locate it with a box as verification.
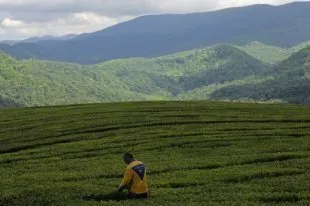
[120,160,148,194]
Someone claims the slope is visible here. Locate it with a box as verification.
[239,41,310,64]
[0,2,310,64]
[0,52,147,107]
[0,45,269,107]
[210,46,310,104]
[0,52,31,107]
[0,34,78,45]
[2,42,310,108]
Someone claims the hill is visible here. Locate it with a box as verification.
[0,2,310,64]
[21,34,78,43]
[0,44,272,108]
[0,51,147,108]
[0,34,78,45]
[210,46,310,104]
[1,42,310,108]
[1,101,310,205]
[238,41,310,64]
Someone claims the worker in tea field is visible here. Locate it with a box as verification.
[116,152,149,199]
[83,153,149,201]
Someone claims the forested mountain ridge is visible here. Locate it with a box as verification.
[1,42,309,108]
[0,2,310,64]
[210,46,310,104]
[238,41,310,64]
[0,52,147,108]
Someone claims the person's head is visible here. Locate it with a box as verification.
[123,153,135,165]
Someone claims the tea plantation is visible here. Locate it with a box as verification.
[1,101,310,205]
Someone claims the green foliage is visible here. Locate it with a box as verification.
[238,41,291,64]
[0,54,147,107]
[0,101,310,205]
[211,45,310,104]
[1,42,310,108]
[2,45,269,107]
[179,45,269,91]
[239,41,310,64]
[176,76,273,100]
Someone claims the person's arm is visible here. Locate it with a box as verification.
[116,168,133,192]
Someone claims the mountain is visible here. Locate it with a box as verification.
[0,40,17,45]
[210,46,310,104]
[0,34,78,45]
[0,52,146,108]
[0,2,310,64]
[1,42,309,108]
[238,41,310,64]
[21,34,78,43]
[0,44,271,108]
[22,35,61,43]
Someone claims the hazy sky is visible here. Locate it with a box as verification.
[0,0,309,40]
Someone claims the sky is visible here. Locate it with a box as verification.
[0,0,309,40]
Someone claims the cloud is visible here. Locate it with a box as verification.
[0,12,133,39]
[0,0,309,40]
[1,18,23,27]
[0,0,305,15]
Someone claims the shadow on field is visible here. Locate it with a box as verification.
[83,192,128,202]
[259,194,302,203]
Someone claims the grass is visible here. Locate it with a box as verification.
[0,101,310,205]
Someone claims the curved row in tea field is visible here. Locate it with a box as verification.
[1,101,310,205]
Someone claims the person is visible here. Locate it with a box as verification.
[83,153,149,202]
[116,153,149,199]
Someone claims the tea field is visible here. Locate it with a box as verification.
[1,101,310,206]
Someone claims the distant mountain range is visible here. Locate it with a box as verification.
[0,34,77,45]
[1,41,309,108]
[0,2,310,64]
